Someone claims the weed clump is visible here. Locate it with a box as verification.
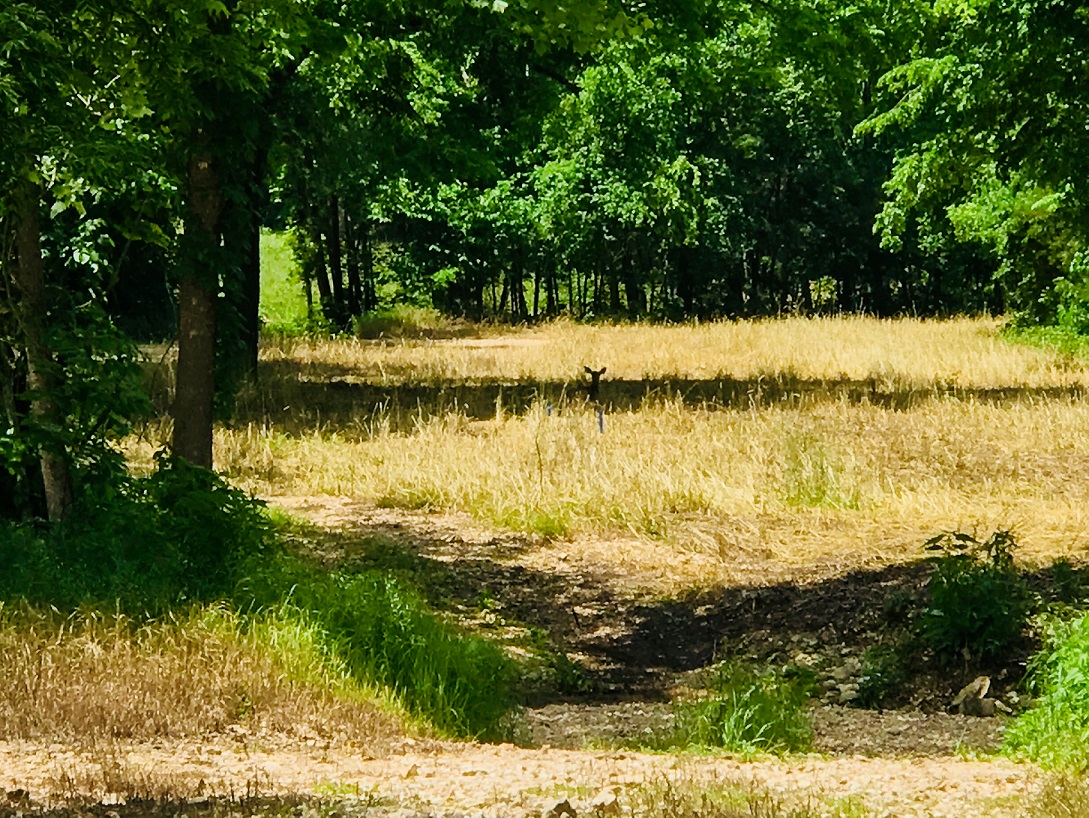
[919,530,1031,664]
[1005,614,1089,768]
[668,663,816,754]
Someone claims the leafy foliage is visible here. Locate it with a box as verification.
[0,456,272,610]
[918,530,1032,664]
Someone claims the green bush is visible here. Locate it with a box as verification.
[0,454,272,611]
[1005,614,1089,768]
[919,530,1032,664]
[239,555,518,739]
[670,663,816,754]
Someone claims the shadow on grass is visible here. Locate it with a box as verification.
[294,516,1056,708]
[238,363,1089,431]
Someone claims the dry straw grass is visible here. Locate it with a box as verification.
[130,316,1089,585]
[0,603,404,748]
[207,396,1089,578]
[260,315,1089,389]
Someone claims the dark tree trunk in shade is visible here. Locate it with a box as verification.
[343,210,362,318]
[172,147,222,470]
[13,180,73,520]
[361,217,376,312]
[326,196,345,325]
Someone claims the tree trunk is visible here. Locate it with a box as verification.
[361,217,376,312]
[237,147,267,381]
[13,180,73,521]
[511,249,527,318]
[344,210,362,318]
[312,221,333,315]
[172,147,222,470]
[326,197,345,325]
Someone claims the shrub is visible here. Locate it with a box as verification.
[1004,614,1089,768]
[856,645,908,709]
[670,663,816,754]
[0,454,272,611]
[918,530,1032,664]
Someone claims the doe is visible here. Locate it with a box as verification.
[583,366,606,403]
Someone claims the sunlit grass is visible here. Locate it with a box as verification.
[260,229,309,327]
[260,315,1089,389]
[0,602,406,746]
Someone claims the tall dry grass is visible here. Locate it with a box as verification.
[198,394,1089,581]
[0,603,404,747]
[260,316,1089,389]
[128,317,1089,586]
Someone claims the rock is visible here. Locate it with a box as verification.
[960,697,997,718]
[831,666,854,683]
[838,683,860,704]
[544,798,577,818]
[952,676,991,714]
[403,763,419,779]
[590,789,621,815]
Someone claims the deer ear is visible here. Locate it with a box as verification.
[600,367,606,375]
[584,366,593,374]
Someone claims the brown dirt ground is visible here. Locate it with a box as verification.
[0,739,1037,818]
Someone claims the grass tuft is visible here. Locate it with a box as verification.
[658,663,816,755]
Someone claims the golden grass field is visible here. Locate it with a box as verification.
[130,315,1089,589]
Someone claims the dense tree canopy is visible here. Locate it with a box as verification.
[1,0,1085,520]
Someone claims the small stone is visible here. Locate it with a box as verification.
[831,666,854,683]
[591,789,620,815]
[544,798,577,818]
[961,697,997,718]
[403,763,419,779]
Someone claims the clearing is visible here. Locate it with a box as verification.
[12,316,1089,817]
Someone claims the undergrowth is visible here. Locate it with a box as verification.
[919,530,1031,664]
[0,457,518,741]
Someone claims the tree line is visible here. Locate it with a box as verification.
[2,0,1087,521]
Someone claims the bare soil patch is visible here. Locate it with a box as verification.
[0,739,1036,818]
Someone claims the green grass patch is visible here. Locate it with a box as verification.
[1002,322,1089,359]
[240,554,519,739]
[658,663,817,755]
[1004,613,1089,768]
[260,229,310,328]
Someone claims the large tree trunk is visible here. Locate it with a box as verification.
[13,180,73,521]
[172,147,222,469]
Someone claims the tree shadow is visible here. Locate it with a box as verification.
[239,362,1089,431]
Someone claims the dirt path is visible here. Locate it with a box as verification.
[0,739,1038,818]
